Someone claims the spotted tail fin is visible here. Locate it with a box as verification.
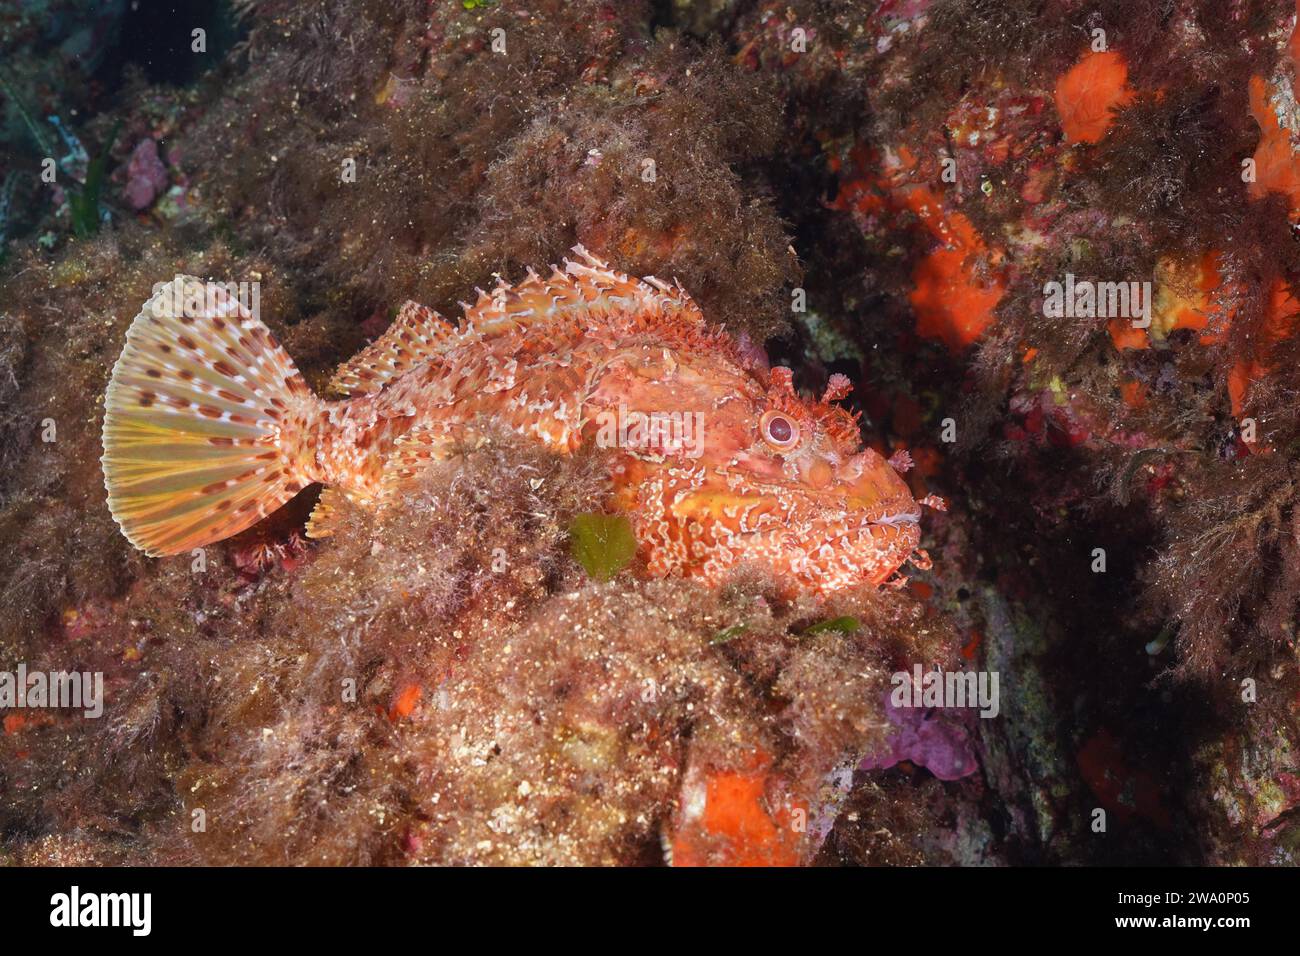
[102,276,322,556]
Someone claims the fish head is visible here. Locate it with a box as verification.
[604,355,927,593]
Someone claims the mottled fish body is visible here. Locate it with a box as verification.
[102,248,935,593]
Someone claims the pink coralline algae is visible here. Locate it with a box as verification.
[121,139,168,211]
[860,693,978,781]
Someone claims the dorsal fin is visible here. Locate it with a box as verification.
[461,245,707,339]
[331,247,720,398]
[329,301,458,397]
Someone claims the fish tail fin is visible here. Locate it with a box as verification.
[102,276,323,556]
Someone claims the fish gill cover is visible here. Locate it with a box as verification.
[0,0,1297,868]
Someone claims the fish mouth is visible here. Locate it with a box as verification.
[674,481,922,539]
[829,493,922,530]
[720,498,921,543]
[866,509,921,528]
[807,507,921,544]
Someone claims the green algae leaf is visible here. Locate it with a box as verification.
[710,624,749,645]
[69,120,120,239]
[802,615,861,636]
[0,70,55,158]
[569,513,637,581]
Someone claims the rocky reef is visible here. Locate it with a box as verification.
[2,0,1299,866]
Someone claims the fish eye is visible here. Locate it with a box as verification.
[760,411,800,451]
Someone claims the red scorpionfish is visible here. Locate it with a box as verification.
[102,247,941,594]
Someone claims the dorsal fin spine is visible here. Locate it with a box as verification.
[328,300,458,397]
[331,247,715,398]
